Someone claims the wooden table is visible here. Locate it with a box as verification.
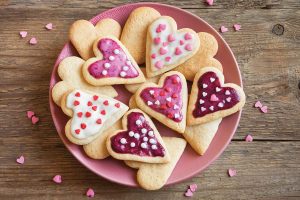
[1,0,299,199]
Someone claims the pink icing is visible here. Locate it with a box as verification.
[140,74,183,122]
[88,38,139,79]
[193,72,240,118]
[110,112,165,157]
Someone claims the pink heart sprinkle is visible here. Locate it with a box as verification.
[233,24,241,31]
[154,37,161,45]
[19,31,27,38]
[179,40,184,45]
[185,44,192,51]
[163,42,168,47]
[52,175,62,184]
[260,105,268,113]
[168,34,176,42]
[159,24,166,30]
[16,155,25,164]
[45,23,53,30]
[206,0,214,6]
[184,189,193,197]
[27,111,35,118]
[151,53,156,59]
[86,188,95,198]
[165,56,171,62]
[184,33,192,40]
[210,94,219,101]
[175,47,182,55]
[159,47,168,55]
[189,183,198,192]
[254,101,263,108]
[228,168,237,177]
[245,134,253,142]
[155,61,164,69]
[220,26,228,33]
[31,116,39,124]
[29,37,37,45]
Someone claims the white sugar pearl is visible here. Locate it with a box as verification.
[102,70,108,75]
[129,131,134,137]
[199,99,204,104]
[203,92,207,97]
[109,56,115,61]
[113,49,120,54]
[154,100,160,105]
[210,78,215,82]
[166,97,172,102]
[130,142,136,147]
[201,107,206,112]
[143,137,148,142]
[104,63,111,68]
[141,143,147,149]
[216,87,221,92]
[149,90,155,95]
[209,106,214,111]
[141,128,147,134]
[203,84,208,88]
[120,138,127,144]
[174,113,180,119]
[120,71,127,77]
[148,131,154,137]
[218,102,224,108]
[174,105,179,110]
[126,60,131,65]
[226,97,231,102]
[134,133,140,139]
[136,120,142,126]
[151,145,157,150]
[147,101,153,106]
[225,90,231,95]
[122,66,129,71]
[149,138,156,144]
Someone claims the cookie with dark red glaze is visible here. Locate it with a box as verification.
[135,71,188,133]
[82,36,145,86]
[187,67,245,125]
[106,109,170,164]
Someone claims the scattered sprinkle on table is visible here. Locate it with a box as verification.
[16,155,25,164]
[52,175,62,184]
[86,188,95,198]
[220,25,228,33]
[29,37,38,45]
[228,168,237,177]
[19,31,27,38]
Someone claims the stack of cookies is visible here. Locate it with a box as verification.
[51,7,246,190]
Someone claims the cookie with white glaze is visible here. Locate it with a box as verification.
[135,71,188,133]
[146,16,200,77]
[125,137,186,190]
[82,36,146,86]
[187,67,246,125]
[106,109,170,164]
[61,89,128,145]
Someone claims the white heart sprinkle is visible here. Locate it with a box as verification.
[226,97,231,102]
[155,100,160,105]
[174,113,180,119]
[122,66,129,71]
[174,105,179,110]
[203,92,207,97]
[151,145,157,150]
[209,106,214,111]
[210,78,215,82]
[199,99,204,104]
[136,120,142,125]
[201,107,206,112]
[113,49,120,54]
[203,84,208,88]
[102,70,108,75]
[149,90,155,95]
[109,56,115,61]
[216,87,221,92]
[218,102,224,107]
[147,101,153,106]
[166,97,172,102]
[104,63,110,68]
[225,90,231,95]
[120,71,126,77]
[126,61,131,65]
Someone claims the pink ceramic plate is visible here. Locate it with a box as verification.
[49,3,242,187]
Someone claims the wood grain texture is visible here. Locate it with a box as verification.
[0,0,299,199]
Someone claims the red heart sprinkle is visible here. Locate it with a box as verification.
[115,103,120,108]
[160,105,167,110]
[77,112,83,117]
[172,77,179,84]
[92,106,97,111]
[96,119,102,124]
[87,101,93,106]
[165,56,171,62]
[167,113,174,119]
[75,129,80,134]
[81,123,87,129]
[172,93,178,98]
[73,100,80,106]
[85,112,91,118]
[165,87,172,92]
[101,110,106,115]
[75,92,80,97]
[103,100,109,106]
[159,91,165,96]
[93,95,99,101]
[167,102,174,108]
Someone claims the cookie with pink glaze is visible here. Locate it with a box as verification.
[135,71,188,133]
[175,32,223,81]
[51,56,117,107]
[106,109,170,164]
[120,7,161,64]
[61,89,128,145]
[69,19,122,60]
[187,67,246,125]
[82,36,146,86]
[125,137,186,190]
[146,16,200,77]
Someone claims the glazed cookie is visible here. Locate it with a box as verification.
[61,89,128,145]
[125,137,186,190]
[175,32,223,81]
[135,71,188,133]
[83,120,122,159]
[187,67,246,125]
[183,119,222,155]
[82,36,146,86]
[51,56,117,107]
[69,19,122,60]
[120,7,161,64]
[106,109,170,164]
[146,16,200,77]
[125,68,160,93]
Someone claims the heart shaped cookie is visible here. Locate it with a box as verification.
[106,109,170,164]
[82,36,146,86]
[146,16,200,77]
[69,19,122,60]
[135,71,188,133]
[61,89,128,145]
[187,67,246,125]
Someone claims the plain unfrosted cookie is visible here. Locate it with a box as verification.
[128,95,138,109]
[52,56,117,107]
[106,109,170,164]
[187,67,246,125]
[125,68,160,93]
[125,137,186,190]
[61,89,128,145]
[183,119,221,155]
[83,120,122,159]
[175,32,223,81]
[135,71,188,133]
[82,36,146,86]
[69,19,121,60]
[146,16,200,77]
[120,7,161,64]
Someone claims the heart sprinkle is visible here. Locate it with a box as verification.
[228,168,237,177]
[52,175,62,184]
[189,183,198,192]
[206,0,214,6]
[29,37,38,45]
[184,189,193,197]
[27,111,35,118]
[86,188,95,198]
[220,26,228,33]
[31,116,39,124]
[254,101,263,108]
[233,24,241,31]
[19,31,28,38]
[260,105,268,113]
[245,134,253,142]
[16,155,25,164]
[45,23,53,30]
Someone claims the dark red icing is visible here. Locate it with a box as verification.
[88,38,139,79]
[193,72,240,118]
[140,75,183,122]
[110,112,165,157]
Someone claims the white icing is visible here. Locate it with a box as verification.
[66,90,123,139]
[199,99,204,104]
[149,18,198,71]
